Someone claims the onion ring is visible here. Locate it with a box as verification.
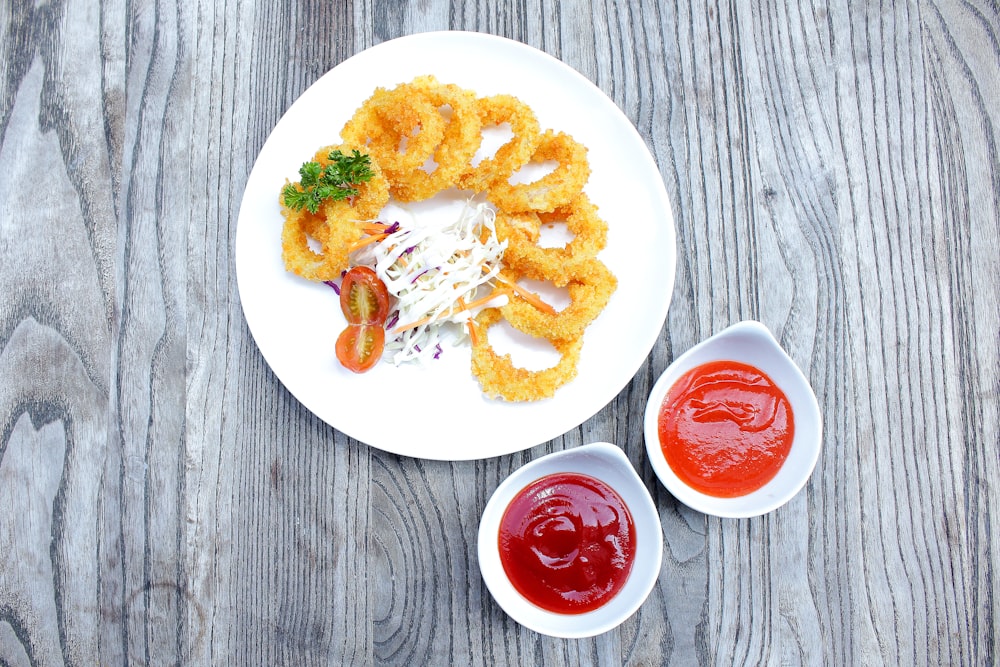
[280,205,339,281]
[340,84,446,181]
[458,94,541,192]
[280,143,390,278]
[499,192,607,286]
[487,129,590,213]
[494,209,542,246]
[317,151,390,275]
[389,76,483,201]
[470,308,584,402]
[500,258,617,341]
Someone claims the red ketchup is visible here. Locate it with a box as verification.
[658,360,794,497]
[498,472,635,614]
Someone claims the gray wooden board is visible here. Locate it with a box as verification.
[0,1,997,665]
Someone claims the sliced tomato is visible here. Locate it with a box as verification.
[335,323,385,373]
[340,266,390,325]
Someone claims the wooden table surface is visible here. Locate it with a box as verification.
[2,1,997,665]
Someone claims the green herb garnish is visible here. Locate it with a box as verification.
[281,149,374,213]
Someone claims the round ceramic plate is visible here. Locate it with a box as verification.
[235,31,676,460]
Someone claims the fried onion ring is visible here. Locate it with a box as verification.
[487,129,590,213]
[280,205,339,281]
[458,94,541,192]
[280,144,390,278]
[340,84,446,181]
[494,209,542,246]
[390,76,483,201]
[500,258,617,341]
[470,308,583,401]
[317,152,390,275]
[499,193,607,285]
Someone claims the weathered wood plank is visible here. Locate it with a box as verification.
[0,0,122,665]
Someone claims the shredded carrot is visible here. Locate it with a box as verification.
[347,233,388,252]
[494,274,557,315]
[393,314,434,334]
[458,297,478,344]
[467,319,480,346]
[456,289,509,315]
[392,289,509,334]
[359,222,390,234]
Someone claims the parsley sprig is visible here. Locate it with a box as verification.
[281,149,374,213]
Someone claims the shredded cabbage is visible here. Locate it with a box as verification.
[353,199,508,365]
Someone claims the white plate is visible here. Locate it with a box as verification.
[235,31,676,460]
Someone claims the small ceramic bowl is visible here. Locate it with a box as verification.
[478,442,663,638]
[643,320,822,518]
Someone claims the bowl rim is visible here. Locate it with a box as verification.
[477,442,664,638]
[643,320,823,518]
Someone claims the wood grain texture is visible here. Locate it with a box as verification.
[0,0,997,665]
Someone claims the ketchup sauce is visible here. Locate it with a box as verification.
[658,360,794,497]
[498,473,635,614]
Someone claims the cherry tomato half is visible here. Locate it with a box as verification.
[340,266,390,325]
[335,323,385,373]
